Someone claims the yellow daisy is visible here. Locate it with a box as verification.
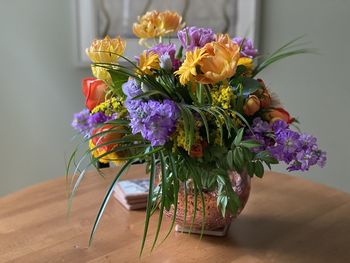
[175,48,208,85]
[137,51,160,75]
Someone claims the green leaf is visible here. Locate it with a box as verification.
[226,150,233,169]
[254,161,264,178]
[233,147,244,172]
[241,78,261,94]
[186,105,210,143]
[233,128,244,146]
[253,36,316,76]
[108,70,129,97]
[151,151,167,251]
[132,89,170,100]
[161,151,179,242]
[240,139,261,149]
[140,153,156,256]
[218,195,228,218]
[247,162,255,177]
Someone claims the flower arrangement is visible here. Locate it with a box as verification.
[68,10,326,253]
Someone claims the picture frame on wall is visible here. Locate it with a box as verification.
[74,0,260,66]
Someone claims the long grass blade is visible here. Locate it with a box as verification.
[89,158,134,246]
[151,150,167,251]
[139,152,156,256]
[161,150,179,242]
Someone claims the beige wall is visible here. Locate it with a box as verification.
[0,0,349,196]
[0,0,89,196]
[258,0,350,192]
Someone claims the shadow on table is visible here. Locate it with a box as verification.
[200,214,350,262]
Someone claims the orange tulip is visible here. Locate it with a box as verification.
[82,77,108,111]
[91,124,124,153]
[133,11,182,40]
[196,40,240,84]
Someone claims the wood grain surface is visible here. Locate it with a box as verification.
[1,165,350,263]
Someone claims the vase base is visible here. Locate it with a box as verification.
[174,223,231,237]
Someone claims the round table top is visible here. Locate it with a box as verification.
[1,165,350,263]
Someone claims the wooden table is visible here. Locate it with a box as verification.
[1,165,350,263]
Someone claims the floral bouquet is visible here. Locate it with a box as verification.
[68,10,326,253]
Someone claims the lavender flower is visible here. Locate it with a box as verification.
[71,109,90,136]
[148,43,176,58]
[233,37,258,58]
[178,26,215,51]
[252,117,272,133]
[122,79,142,99]
[88,112,112,128]
[125,99,179,146]
[72,109,113,136]
[245,118,326,171]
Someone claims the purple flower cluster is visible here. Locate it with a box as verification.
[233,37,258,58]
[178,26,215,51]
[125,99,179,146]
[122,79,142,99]
[148,43,180,70]
[246,118,326,171]
[72,109,113,136]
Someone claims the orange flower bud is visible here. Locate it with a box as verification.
[260,88,272,108]
[254,79,271,108]
[243,95,261,116]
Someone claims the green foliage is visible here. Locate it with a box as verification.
[109,70,129,97]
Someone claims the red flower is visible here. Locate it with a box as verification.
[82,77,108,111]
[190,143,203,158]
[266,108,294,124]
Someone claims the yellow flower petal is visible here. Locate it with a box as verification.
[137,51,160,75]
[133,11,183,41]
[175,48,208,85]
[85,36,126,63]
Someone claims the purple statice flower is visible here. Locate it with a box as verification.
[233,37,258,58]
[272,120,289,135]
[125,99,179,146]
[245,117,326,171]
[298,133,317,151]
[178,26,215,51]
[71,109,113,137]
[252,117,272,133]
[317,151,327,168]
[122,79,142,99]
[275,130,301,154]
[88,112,112,128]
[71,109,90,136]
